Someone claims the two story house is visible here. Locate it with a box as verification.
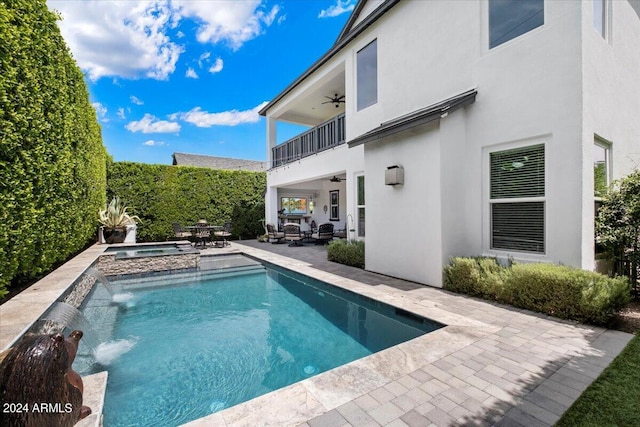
[260,0,640,287]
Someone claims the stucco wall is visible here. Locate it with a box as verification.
[364,126,443,286]
[349,0,586,284]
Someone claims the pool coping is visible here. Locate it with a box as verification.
[0,242,634,427]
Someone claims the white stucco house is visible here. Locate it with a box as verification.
[260,0,640,287]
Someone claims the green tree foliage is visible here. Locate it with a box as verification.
[107,162,266,242]
[596,169,640,285]
[0,0,108,295]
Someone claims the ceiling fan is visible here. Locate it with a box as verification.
[329,175,344,182]
[322,93,345,108]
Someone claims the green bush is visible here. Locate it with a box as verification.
[107,162,266,242]
[508,263,629,324]
[442,257,510,301]
[0,0,107,295]
[443,257,630,325]
[327,240,365,268]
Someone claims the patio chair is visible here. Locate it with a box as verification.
[311,222,334,245]
[333,222,347,239]
[266,223,285,244]
[214,222,232,247]
[283,222,303,246]
[172,222,192,241]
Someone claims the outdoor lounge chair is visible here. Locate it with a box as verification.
[172,222,192,240]
[312,222,334,245]
[266,223,285,243]
[283,222,303,246]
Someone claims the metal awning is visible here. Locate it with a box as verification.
[348,88,477,147]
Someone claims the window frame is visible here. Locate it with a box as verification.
[329,190,340,221]
[356,174,365,237]
[484,141,547,256]
[488,0,545,50]
[356,39,378,111]
[593,137,611,200]
[593,0,608,39]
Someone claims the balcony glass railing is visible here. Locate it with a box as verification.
[272,113,345,168]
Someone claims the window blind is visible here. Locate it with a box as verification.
[491,202,545,253]
[490,144,544,199]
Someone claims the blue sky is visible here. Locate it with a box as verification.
[46,0,355,165]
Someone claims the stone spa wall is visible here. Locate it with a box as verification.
[96,253,199,277]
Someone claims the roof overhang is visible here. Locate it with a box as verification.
[348,88,478,148]
[259,0,401,117]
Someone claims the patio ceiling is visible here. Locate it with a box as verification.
[274,68,345,127]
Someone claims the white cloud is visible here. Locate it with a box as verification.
[172,102,268,127]
[174,1,281,50]
[185,67,199,79]
[126,114,180,133]
[143,139,165,146]
[92,102,108,122]
[130,95,144,105]
[208,58,224,74]
[117,107,126,119]
[47,1,281,80]
[319,0,356,18]
[48,0,183,81]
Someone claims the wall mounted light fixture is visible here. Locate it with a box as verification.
[385,165,404,186]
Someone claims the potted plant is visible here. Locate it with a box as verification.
[98,197,141,244]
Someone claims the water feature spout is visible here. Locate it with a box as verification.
[40,302,100,352]
[85,267,117,295]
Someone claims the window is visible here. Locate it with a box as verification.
[490,144,545,253]
[357,175,365,237]
[593,0,606,38]
[280,197,307,215]
[357,39,377,111]
[594,140,610,198]
[489,0,544,49]
[329,190,340,221]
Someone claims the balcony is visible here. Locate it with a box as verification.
[271,113,345,168]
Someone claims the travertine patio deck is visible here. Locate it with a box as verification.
[0,240,633,427]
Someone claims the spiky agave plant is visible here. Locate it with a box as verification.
[98,197,141,229]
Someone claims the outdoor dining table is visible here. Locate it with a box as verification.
[185,224,223,248]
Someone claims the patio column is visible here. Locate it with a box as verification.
[266,116,277,168]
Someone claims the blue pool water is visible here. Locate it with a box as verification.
[80,260,442,426]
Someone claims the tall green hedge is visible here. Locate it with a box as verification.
[0,0,108,295]
[107,162,266,242]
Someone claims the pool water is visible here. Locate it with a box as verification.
[81,262,441,426]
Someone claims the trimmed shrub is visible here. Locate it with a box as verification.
[107,162,266,242]
[443,258,630,325]
[443,257,510,301]
[507,263,630,324]
[0,0,107,295]
[327,240,365,268]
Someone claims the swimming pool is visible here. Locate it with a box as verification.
[79,257,443,426]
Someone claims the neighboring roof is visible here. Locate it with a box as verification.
[258,0,400,117]
[348,89,478,147]
[172,153,267,172]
